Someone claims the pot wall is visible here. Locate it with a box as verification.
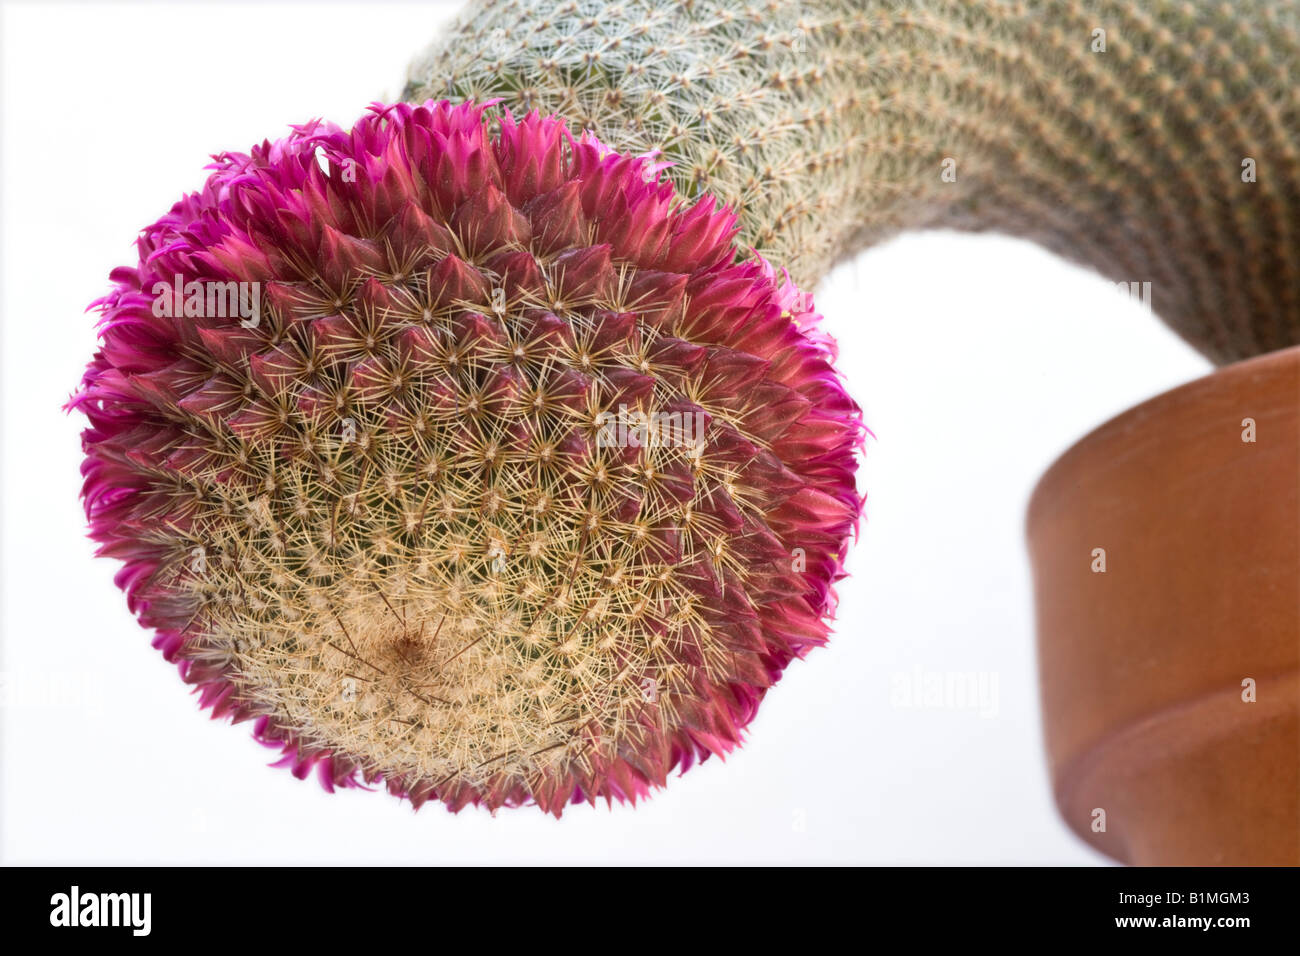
[1027,347,1299,865]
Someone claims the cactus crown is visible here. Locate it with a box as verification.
[74,101,861,812]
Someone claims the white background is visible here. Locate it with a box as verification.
[1,2,1210,863]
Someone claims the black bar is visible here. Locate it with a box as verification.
[11,866,1295,941]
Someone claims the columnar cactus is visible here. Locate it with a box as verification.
[410,0,1300,365]
[74,0,1300,813]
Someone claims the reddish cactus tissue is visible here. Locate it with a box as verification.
[71,101,863,813]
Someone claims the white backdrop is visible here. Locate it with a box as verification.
[0,1,1210,863]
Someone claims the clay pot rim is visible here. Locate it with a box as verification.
[1051,669,1300,860]
[1025,344,1300,533]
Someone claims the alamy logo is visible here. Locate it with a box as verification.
[151,272,261,328]
[49,886,151,936]
[595,405,707,451]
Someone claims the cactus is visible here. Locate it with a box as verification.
[409,0,1300,365]
[75,0,1300,813]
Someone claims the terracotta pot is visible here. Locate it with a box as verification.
[1027,346,1299,866]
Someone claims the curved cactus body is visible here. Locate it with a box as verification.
[410,0,1300,364]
